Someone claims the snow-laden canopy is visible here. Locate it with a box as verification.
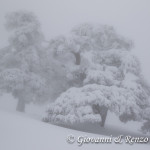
[45,83,146,124]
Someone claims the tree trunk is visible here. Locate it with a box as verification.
[72,52,81,65]
[16,99,25,112]
[92,104,108,127]
[99,106,108,127]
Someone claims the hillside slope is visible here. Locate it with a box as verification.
[0,109,150,150]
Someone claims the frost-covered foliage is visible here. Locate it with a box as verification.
[71,23,133,51]
[44,84,142,124]
[0,68,45,101]
[48,23,134,87]
[44,23,150,128]
[0,12,45,112]
[1,11,150,131]
[5,10,44,50]
[0,11,71,112]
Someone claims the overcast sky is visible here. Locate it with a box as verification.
[0,0,150,81]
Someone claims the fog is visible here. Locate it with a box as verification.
[0,1,150,147]
[0,0,150,80]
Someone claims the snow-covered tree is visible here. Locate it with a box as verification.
[0,69,46,112]
[5,10,44,51]
[44,84,144,126]
[48,23,133,87]
[0,11,71,112]
[44,23,150,127]
[0,11,47,112]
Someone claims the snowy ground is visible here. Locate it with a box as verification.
[0,94,150,150]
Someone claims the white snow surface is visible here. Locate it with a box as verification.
[0,109,150,150]
[0,94,150,150]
